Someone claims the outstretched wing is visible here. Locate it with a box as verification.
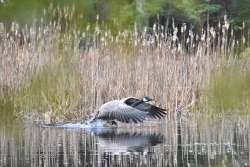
[97,100,148,123]
[124,97,167,119]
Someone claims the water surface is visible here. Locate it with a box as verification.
[0,116,249,167]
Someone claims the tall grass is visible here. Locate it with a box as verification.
[0,14,248,123]
[207,53,250,114]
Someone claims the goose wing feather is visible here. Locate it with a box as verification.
[136,103,166,119]
[124,97,167,119]
[96,100,148,123]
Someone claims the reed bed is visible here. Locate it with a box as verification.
[0,15,246,122]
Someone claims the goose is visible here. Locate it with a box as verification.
[89,96,166,127]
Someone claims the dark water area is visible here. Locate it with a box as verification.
[0,116,250,167]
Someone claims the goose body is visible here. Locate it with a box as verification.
[90,96,166,126]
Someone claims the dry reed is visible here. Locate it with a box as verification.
[0,15,244,122]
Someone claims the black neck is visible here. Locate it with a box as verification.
[130,100,144,107]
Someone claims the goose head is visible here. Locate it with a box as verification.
[142,96,153,102]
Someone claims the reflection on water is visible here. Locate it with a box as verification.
[96,131,164,153]
[0,116,250,167]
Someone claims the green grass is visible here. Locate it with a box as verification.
[0,32,85,122]
[14,55,82,121]
[208,61,250,113]
[0,97,16,127]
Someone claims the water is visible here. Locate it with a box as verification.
[0,116,250,167]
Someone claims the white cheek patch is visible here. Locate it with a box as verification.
[142,97,152,102]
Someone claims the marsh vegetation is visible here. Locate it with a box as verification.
[1,1,250,166]
[0,13,249,123]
